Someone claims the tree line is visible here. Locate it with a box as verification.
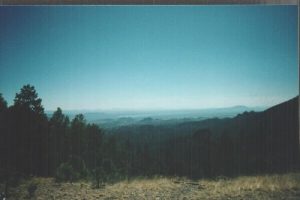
[0,84,299,185]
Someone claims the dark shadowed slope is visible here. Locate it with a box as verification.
[111,96,299,177]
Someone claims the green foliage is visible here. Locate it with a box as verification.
[27,181,37,198]
[14,84,44,115]
[56,162,77,182]
[92,166,104,188]
[69,156,88,179]
[0,93,7,111]
[1,85,299,184]
[56,156,89,182]
[48,107,70,176]
[50,107,65,125]
[70,114,86,158]
[3,84,49,176]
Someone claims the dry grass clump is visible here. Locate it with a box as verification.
[5,173,300,200]
[196,173,300,199]
[100,176,184,199]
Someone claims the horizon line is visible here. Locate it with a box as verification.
[44,104,268,113]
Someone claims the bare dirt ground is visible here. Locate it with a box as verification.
[4,173,300,200]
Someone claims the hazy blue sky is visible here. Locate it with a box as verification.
[0,6,298,110]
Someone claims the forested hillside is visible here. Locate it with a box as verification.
[0,85,299,187]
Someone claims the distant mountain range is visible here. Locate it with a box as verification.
[46,105,267,128]
[173,96,298,137]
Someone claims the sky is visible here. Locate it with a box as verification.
[0,5,298,111]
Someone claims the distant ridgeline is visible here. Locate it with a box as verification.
[0,85,299,181]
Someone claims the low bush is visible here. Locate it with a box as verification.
[55,162,78,182]
[27,181,37,198]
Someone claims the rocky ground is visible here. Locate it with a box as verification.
[3,173,300,199]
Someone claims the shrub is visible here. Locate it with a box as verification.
[27,182,37,198]
[92,167,104,188]
[69,156,88,179]
[56,162,77,182]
